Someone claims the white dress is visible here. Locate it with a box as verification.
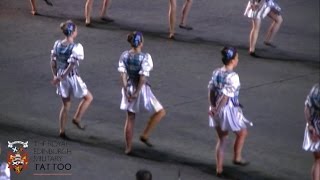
[51,40,88,98]
[208,68,252,131]
[118,51,163,113]
[244,0,281,19]
[302,83,320,152]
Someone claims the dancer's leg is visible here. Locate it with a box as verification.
[168,0,177,38]
[85,0,94,25]
[124,111,135,154]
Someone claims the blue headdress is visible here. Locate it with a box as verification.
[64,22,75,37]
[132,32,143,48]
[225,47,237,61]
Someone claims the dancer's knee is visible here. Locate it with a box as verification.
[236,129,248,138]
[84,91,93,103]
[158,109,166,117]
[277,16,283,25]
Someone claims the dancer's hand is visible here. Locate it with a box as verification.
[126,91,138,102]
[51,76,60,85]
[209,105,218,117]
[124,87,131,100]
[308,125,320,142]
[129,92,139,102]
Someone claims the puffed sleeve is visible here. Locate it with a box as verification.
[305,84,320,109]
[118,51,128,73]
[208,79,214,90]
[222,72,240,98]
[68,43,84,63]
[208,70,218,90]
[139,53,153,77]
[50,40,60,61]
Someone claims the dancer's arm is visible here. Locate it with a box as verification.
[305,106,319,141]
[131,75,146,99]
[120,72,128,91]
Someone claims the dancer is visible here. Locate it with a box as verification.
[244,0,283,57]
[85,0,113,26]
[29,0,53,15]
[168,0,193,39]
[118,31,166,154]
[302,83,320,180]
[51,20,93,138]
[208,47,252,177]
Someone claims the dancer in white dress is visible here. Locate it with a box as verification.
[244,0,283,57]
[51,20,93,138]
[302,83,320,180]
[208,47,252,177]
[118,31,166,154]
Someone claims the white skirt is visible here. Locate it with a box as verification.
[56,75,88,98]
[244,1,270,19]
[120,84,163,113]
[302,122,320,152]
[209,100,252,131]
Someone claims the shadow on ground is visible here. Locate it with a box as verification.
[0,114,281,180]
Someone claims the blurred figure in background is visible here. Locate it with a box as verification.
[244,0,283,57]
[168,0,193,39]
[85,0,113,26]
[29,0,53,15]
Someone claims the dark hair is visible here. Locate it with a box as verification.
[221,46,237,65]
[136,169,152,180]
[60,20,76,37]
[127,31,143,48]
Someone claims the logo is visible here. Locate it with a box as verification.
[7,141,29,174]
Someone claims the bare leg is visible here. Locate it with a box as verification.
[59,97,71,134]
[233,129,248,162]
[168,0,177,38]
[265,11,283,43]
[249,18,261,53]
[141,109,166,139]
[73,91,93,123]
[30,0,37,15]
[124,111,135,154]
[215,126,228,174]
[85,0,94,25]
[312,152,320,180]
[100,0,113,20]
[180,0,193,26]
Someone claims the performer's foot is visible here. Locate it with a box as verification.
[249,51,260,58]
[59,132,69,139]
[85,22,91,27]
[140,136,153,147]
[125,148,132,155]
[179,24,193,30]
[264,41,277,48]
[216,171,227,178]
[168,34,175,40]
[101,17,114,22]
[233,159,250,166]
[72,119,85,130]
[31,11,39,16]
[85,20,92,27]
